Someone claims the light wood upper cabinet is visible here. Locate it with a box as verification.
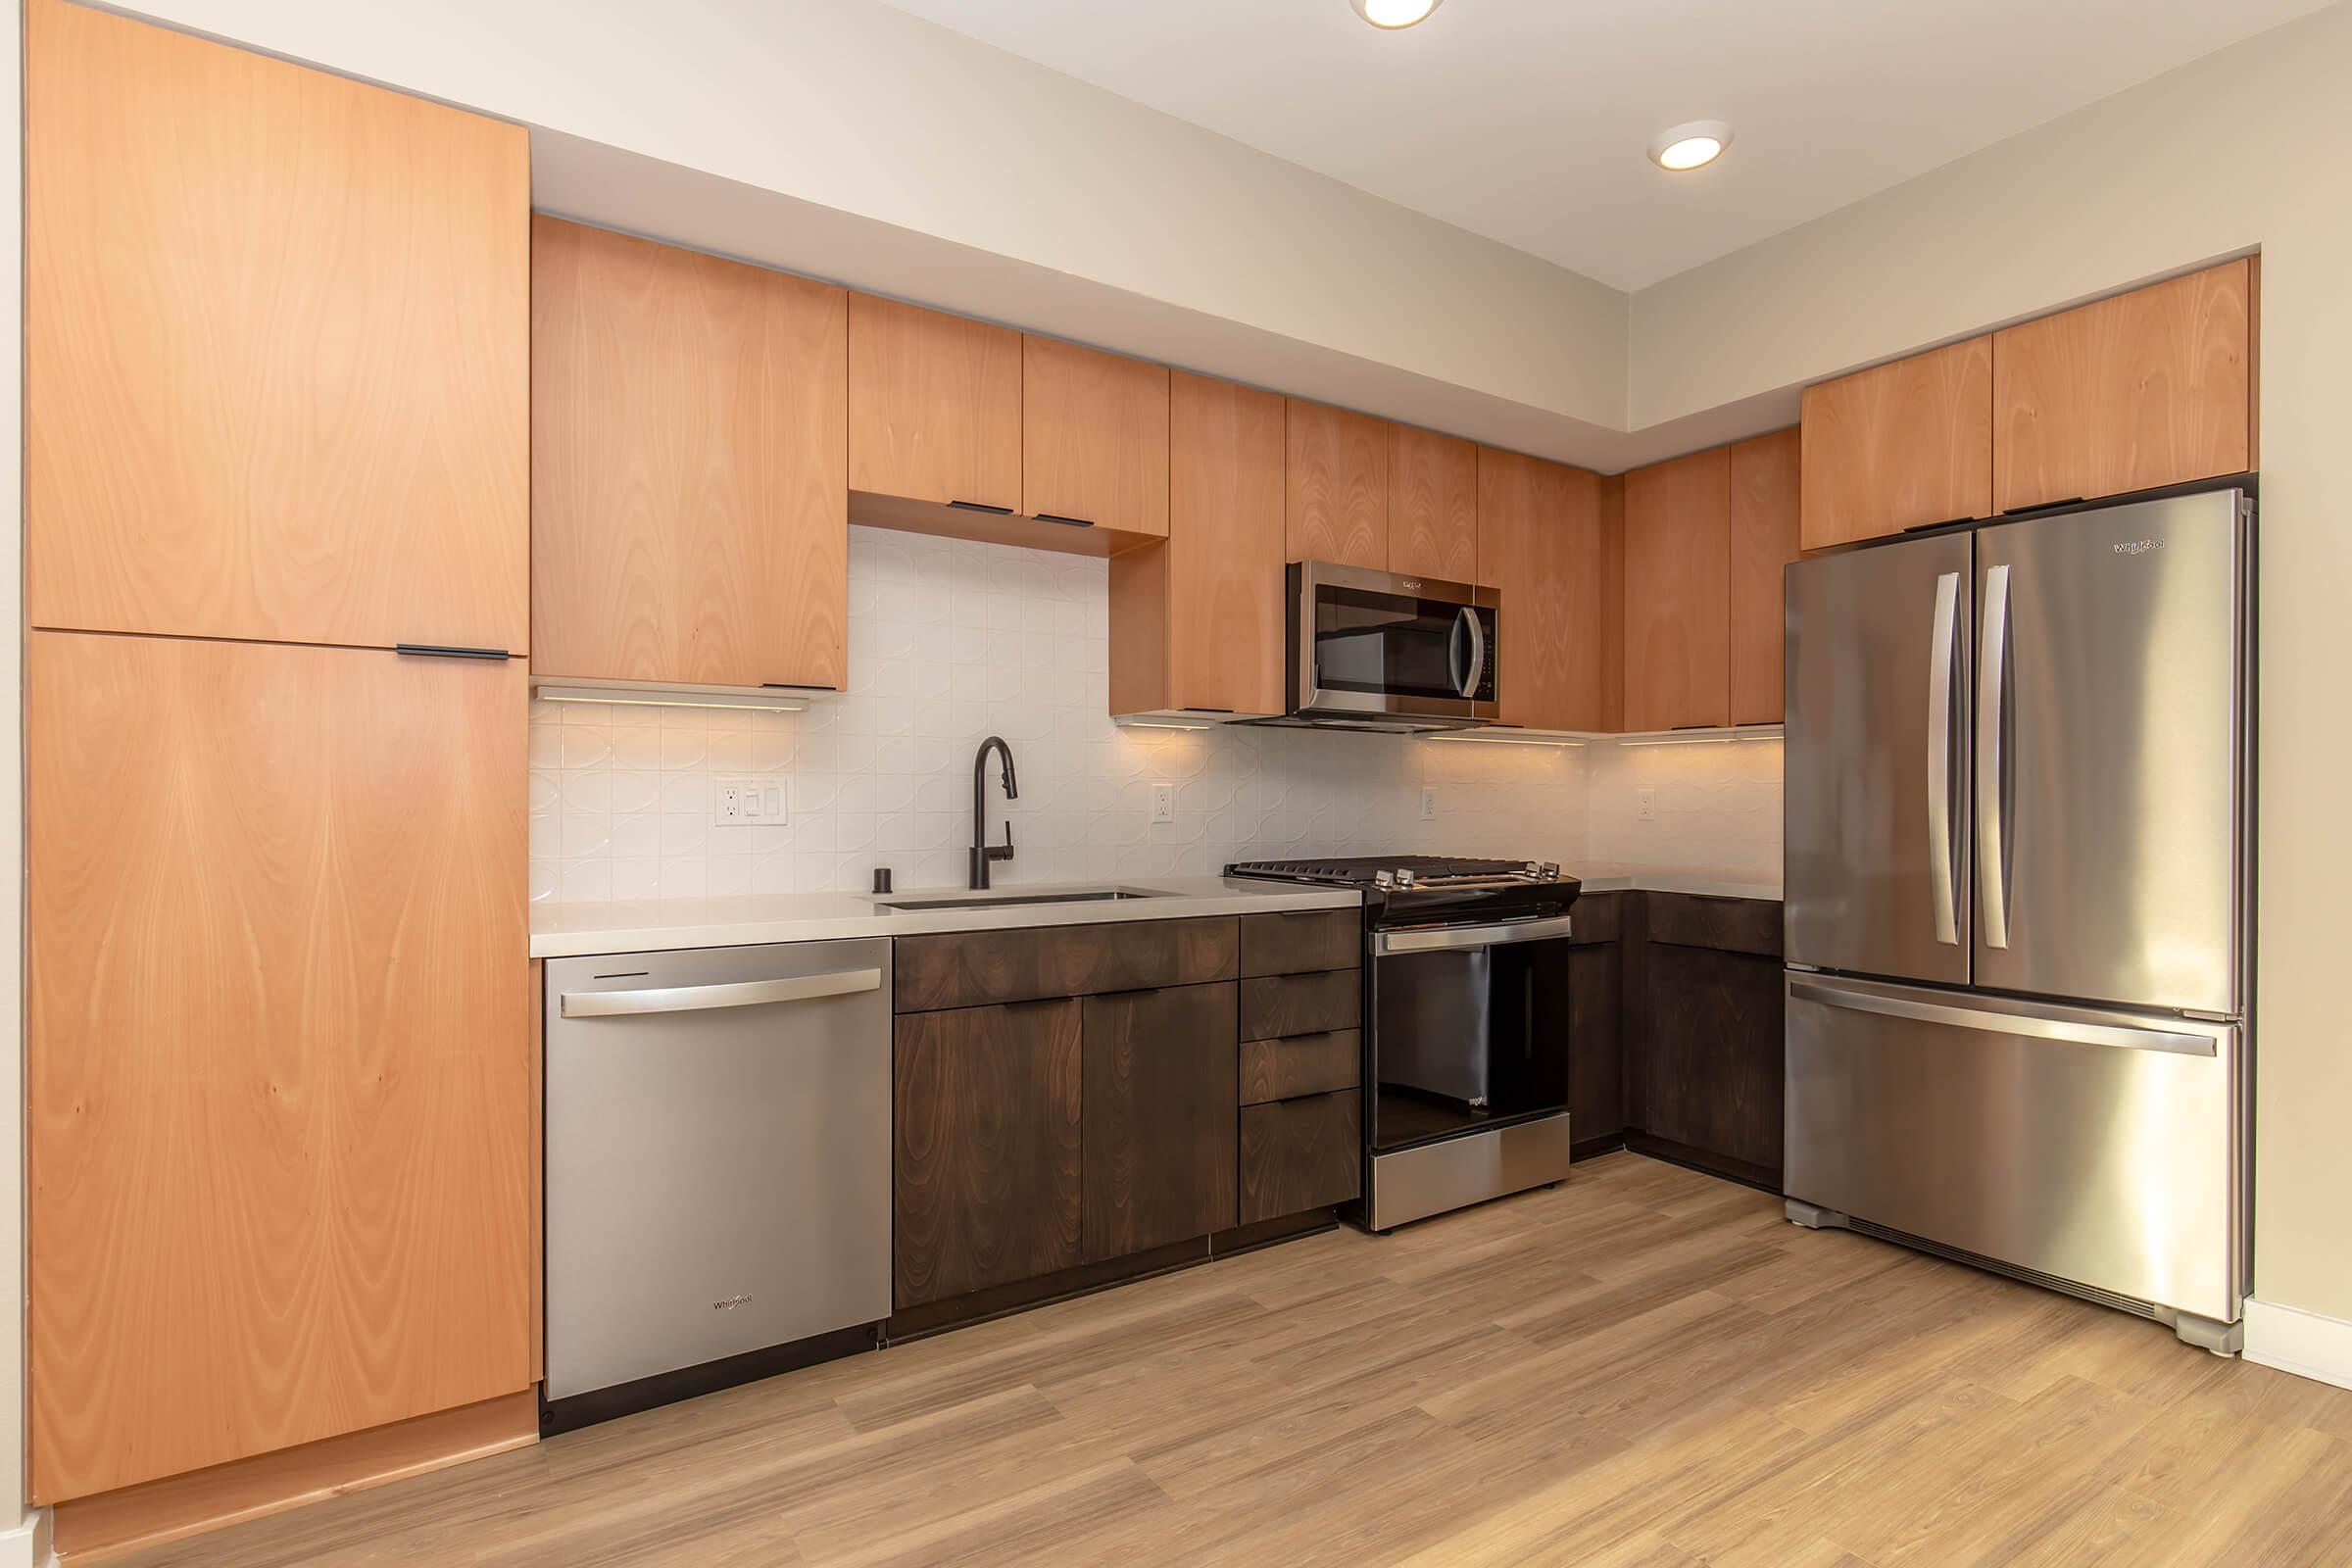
[1477,448,1606,733]
[849,294,1023,512]
[1729,428,1802,726]
[1286,401,1389,568]
[1799,337,1992,551]
[1387,425,1479,584]
[1024,336,1170,536]
[25,0,528,654]
[1993,260,2254,514]
[1623,447,1732,732]
[532,219,849,691]
[28,632,531,1502]
[1110,373,1287,718]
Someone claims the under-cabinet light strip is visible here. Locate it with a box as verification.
[1421,732,1586,748]
[536,686,808,714]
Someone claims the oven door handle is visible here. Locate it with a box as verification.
[1371,914,1576,956]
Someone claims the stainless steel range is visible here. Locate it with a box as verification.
[1225,856,1580,1230]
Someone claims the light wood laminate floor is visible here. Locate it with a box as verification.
[122,1153,2352,1567]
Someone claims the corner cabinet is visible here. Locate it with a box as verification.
[1728,428,1802,725]
[27,633,532,1502]
[1477,448,1609,733]
[1623,447,1732,732]
[531,218,849,691]
[26,0,528,655]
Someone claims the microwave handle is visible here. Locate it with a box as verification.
[1450,606,1487,700]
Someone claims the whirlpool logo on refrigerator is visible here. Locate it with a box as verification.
[2113,538,2164,556]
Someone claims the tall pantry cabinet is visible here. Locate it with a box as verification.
[24,0,533,1508]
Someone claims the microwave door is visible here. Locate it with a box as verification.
[1297,563,1493,722]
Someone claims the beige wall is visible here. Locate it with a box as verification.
[1633,1,2352,1320]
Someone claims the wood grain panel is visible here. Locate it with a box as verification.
[848,293,1022,512]
[1476,448,1606,733]
[1644,892,1784,958]
[1239,909,1362,977]
[1285,401,1388,568]
[1239,1091,1362,1224]
[1024,336,1169,536]
[26,0,529,652]
[1728,427,1801,726]
[894,918,1240,1013]
[1082,985,1239,1260]
[1596,473,1627,734]
[1640,945,1785,1177]
[50,1391,536,1564]
[1623,446,1732,732]
[1239,1031,1360,1105]
[28,633,532,1501]
[1386,424,1478,582]
[531,217,848,690]
[892,1000,1085,1309]
[1133,370,1287,718]
[1799,337,1992,550]
[1239,969,1361,1041]
[1993,261,2253,514]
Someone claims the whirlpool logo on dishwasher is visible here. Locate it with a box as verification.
[711,1294,753,1311]
[2113,538,2164,556]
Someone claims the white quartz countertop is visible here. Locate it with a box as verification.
[1562,864,1784,901]
[529,876,1361,959]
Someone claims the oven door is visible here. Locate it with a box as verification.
[1294,562,1497,724]
[1367,915,1573,1152]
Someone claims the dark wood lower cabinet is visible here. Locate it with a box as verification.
[1082,984,1238,1261]
[1638,942,1784,1178]
[1566,893,1626,1152]
[892,999,1083,1309]
[1239,1089,1361,1224]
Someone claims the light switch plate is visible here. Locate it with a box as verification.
[1420,787,1438,821]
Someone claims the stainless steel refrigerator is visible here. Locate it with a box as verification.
[1782,484,2252,1352]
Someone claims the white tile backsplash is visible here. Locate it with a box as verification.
[530,524,1783,902]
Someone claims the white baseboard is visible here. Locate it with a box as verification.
[2245,1298,2352,1393]
[0,1508,52,1568]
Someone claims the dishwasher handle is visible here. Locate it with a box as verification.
[560,968,883,1019]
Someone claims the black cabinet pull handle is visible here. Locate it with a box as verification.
[1032,513,1096,528]
[948,500,1015,515]
[395,643,510,661]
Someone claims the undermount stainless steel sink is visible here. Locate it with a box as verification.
[875,889,1162,912]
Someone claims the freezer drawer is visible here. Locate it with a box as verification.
[545,939,893,1401]
[1785,973,2244,1323]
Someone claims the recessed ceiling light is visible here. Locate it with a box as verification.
[1349,0,1442,28]
[1648,120,1734,172]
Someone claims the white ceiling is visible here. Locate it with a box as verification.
[880,0,2328,291]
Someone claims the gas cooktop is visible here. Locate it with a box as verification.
[1226,856,1578,928]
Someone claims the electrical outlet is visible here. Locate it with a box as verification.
[1637,788,1656,822]
[1151,783,1175,824]
[1420,787,1438,821]
[714,777,785,827]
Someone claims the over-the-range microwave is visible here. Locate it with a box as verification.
[1260,561,1498,733]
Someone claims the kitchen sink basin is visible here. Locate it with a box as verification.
[876,889,1162,912]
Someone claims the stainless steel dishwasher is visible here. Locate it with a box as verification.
[542,938,892,1432]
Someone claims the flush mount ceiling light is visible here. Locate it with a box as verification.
[1648,120,1734,172]
[1349,0,1442,28]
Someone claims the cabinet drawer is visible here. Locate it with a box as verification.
[1239,969,1359,1041]
[895,917,1240,1011]
[1643,894,1782,958]
[1241,908,1361,977]
[1240,1090,1362,1224]
[1239,1030,1359,1105]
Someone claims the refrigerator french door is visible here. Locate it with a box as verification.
[1783,485,2252,1349]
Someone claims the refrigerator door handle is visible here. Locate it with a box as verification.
[1977,563,2012,950]
[1787,978,2216,1057]
[1927,571,1961,946]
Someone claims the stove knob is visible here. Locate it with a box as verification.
[1373,870,1395,890]
[1542,862,1561,880]
[1523,860,1542,876]
[1395,868,1416,889]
